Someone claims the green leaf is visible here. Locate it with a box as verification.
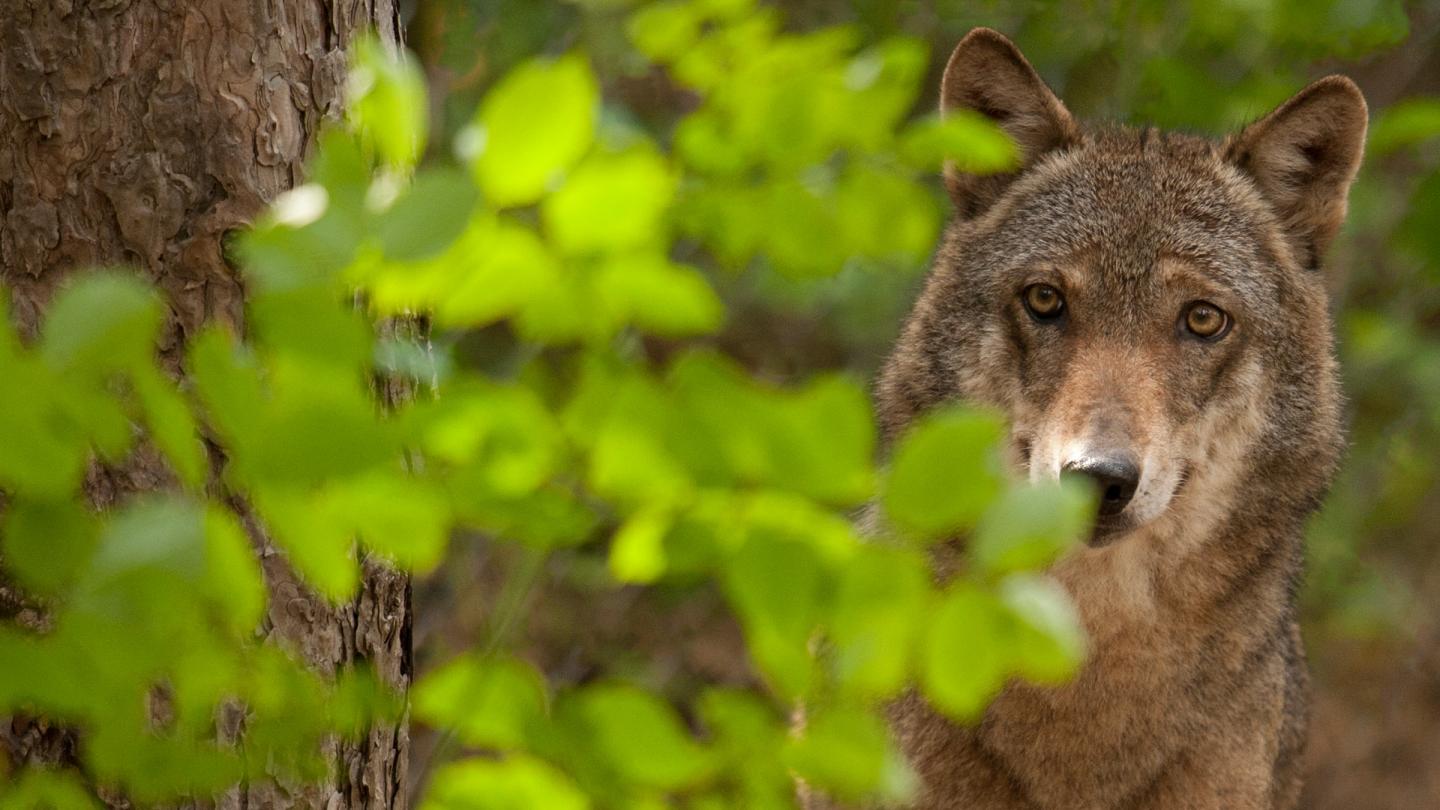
[543,146,675,255]
[922,583,1008,722]
[40,272,162,374]
[883,407,1006,538]
[594,254,724,337]
[697,689,793,807]
[470,54,598,207]
[628,2,701,62]
[187,327,267,445]
[423,756,590,810]
[375,168,479,261]
[723,533,827,697]
[130,364,207,489]
[785,708,913,803]
[333,472,452,572]
[365,215,561,329]
[829,546,929,695]
[568,683,713,790]
[899,112,1020,173]
[1,498,100,596]
[999,574,1086,684]
[348,37,429,170]
[0,770,103,810]
[203,507,266,635]
[414,655,547,749]
[249,282,373,372]
[408,384,560,496]
[971,478,1093,575]
[253,486,360,601]
[609,505,673,584]
[0,355,95,498]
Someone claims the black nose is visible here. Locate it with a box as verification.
[1064,456,1141,516]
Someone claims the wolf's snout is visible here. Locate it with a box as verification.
[1064,456,1141,515]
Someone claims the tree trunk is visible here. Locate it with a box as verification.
[0,2,408,807]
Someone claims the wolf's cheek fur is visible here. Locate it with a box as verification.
[983,311,1271,540]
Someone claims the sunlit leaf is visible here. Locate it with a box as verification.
[609,505,673,584]
[723,533,827,697]
[829,546,929,695]
[543,147,675,255]
[922,583,1008,722]
[130,364,207,489]
[375,168,479,261]
[348,37,429,170]
[785,708,913,803]
[594,254,724,336]
[414,655,548,749]
[40,272,161,374]
[883,408,1006,538]
[566,683,713,790]
[628,2,701,61]
[971,478,1093,575]
[900,112,1019,173]
[423,756,590,810]
[471,54,598,207]
[1,498,99,596]
[999,574,1086,683]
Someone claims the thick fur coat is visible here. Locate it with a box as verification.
[836,29,1366,810]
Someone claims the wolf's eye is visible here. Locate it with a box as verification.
[1023,284,1065,320]
[1183,301,1231,340]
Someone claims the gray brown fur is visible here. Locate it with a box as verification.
[831,29,1364,810]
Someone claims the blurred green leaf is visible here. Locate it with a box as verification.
[1,499,99,596]
[335,472,452,572]
[900,112,1019,173]
[609,505,673,584]
[130,364,207,488]
[348,37,429,170]
[543,146,675,255]
[628,2,701,61]
[785,708,914,804]
[567,683,713,790]
[594,254,725,337]
[922,583,1008,722]
[471,54,598,207]
[971,479,1093,575]
[829,546,929,695]
[999,574,1086,684]
[883,408,1005,538]
[723,533,827,697]
[40,272,161,374]
[375,168,480,261]
[415,655,548,749]
[423,756,590,810]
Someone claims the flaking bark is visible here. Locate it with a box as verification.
[0,2,408,807]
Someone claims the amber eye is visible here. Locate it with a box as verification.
[1023,284,1065,320]
[1183,301,1231,340]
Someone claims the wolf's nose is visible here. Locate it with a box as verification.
[1063,457,1141,516]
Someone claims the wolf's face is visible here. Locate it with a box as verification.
[879,30,1365,546]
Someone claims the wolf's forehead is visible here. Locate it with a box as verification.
[988,142,1272,289]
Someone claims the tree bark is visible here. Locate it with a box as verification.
[0,2,408,807]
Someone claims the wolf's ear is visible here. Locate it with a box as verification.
[940,28,1078,217]
[1226,76,1368,270]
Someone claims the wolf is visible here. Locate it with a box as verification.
[863,28,1365,810]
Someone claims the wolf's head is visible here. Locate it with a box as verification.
[879,30,1365,547]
